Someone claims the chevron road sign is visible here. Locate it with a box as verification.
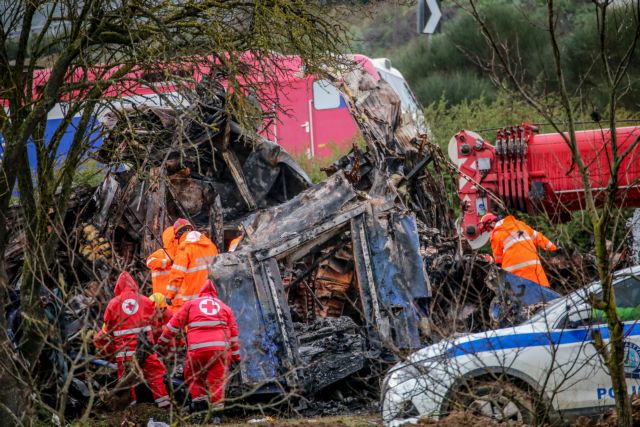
[417,0,442,34]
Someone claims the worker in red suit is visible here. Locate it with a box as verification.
[94,271,170,408]
[158,279,240,413]
[146,226,178,296]
[480,213,558,287]
[148,292,176,350]
[165,218,219,312]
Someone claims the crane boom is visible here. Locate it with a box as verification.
[449,123,640,248]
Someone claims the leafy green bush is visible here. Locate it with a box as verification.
[294,137,364,183]
[72,159,106,187]
[410,71,496,107]
[350,1,640,110]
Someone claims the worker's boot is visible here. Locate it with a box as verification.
[189,398,209,414]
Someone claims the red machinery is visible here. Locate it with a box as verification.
[449,123,640,249]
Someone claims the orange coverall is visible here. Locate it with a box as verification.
[146,227,178,296]
[165,230,219,310]
[490,215,557,287]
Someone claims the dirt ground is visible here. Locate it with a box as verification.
[88,403,381,427]
[81,401,640,426]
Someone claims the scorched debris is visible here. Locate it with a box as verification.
[3,64,468,405]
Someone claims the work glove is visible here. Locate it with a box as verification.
[165,298,172,306]
[555,245,564,254]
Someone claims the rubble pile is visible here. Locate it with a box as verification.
[2,64,483,415]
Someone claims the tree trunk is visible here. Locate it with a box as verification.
[594,220,632,427]
[0,255,29,424]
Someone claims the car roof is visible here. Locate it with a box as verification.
[613,265,640,278]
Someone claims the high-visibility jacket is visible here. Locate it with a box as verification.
[100,271,156,361]
[490,215,557,287]
[227,235,242,252]
[166,231,218,309]
[146,227,178,296]
[159,280,240,361]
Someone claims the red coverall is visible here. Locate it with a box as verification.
[150,306,173,346]
[97,272,170,407]
[158,280,240,408]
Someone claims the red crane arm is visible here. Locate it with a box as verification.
[449,123,640,248]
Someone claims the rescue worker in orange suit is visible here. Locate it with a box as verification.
[158,279,240,412]
[480,213,559,287]
[165,218,219,311]
[93,272,170,408]
[146,226,178,296]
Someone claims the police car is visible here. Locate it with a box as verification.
[381,266,640,426]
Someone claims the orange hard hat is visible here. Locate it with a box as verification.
[173,218,193,235]
[479,213,498,232]
[480,213,498,224]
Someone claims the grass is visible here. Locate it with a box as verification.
[68,403,380,427]
[293,136,365,184]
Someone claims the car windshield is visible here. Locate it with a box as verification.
[523,294,571,325]
[524,283,599,325]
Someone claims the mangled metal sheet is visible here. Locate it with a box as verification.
[209,168,432,392]
[211,251,298,392]
[95,101,312,225]
[2,58,462,408]
[356,212,430,350]
[240,172,357,253]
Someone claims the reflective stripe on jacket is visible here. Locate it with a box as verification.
[101,272,156,360]
[146,227,178,296]
[490,215,557,287]
[159,280,240,361]
[166,231,218,308]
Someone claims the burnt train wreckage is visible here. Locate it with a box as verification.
[4,65,472,406]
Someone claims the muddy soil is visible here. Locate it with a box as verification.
[90,402,380,427]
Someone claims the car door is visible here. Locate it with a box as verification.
[552,275,640,416]
[584,275,640,406]
[541,301,604,414]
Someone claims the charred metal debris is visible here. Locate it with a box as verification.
[3,66,488,408]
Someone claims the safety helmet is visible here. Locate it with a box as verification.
[173,218,193,235]
[479,213,498,232]
[149,292,167,308]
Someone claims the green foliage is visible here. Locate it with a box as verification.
[347,2,416,57]
[562,5,640,108]
[349,1,640,110]
[424,93,543,150]
[71,159,106,188]
[424,92,640,150]
[403,68,496,106]
[294,137,364,183]
[391,0,559,106]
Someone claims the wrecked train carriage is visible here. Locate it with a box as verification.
[87,68,453,395]
[211,172,430,394]
[89,66,459,395]
[91,104,312,266]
